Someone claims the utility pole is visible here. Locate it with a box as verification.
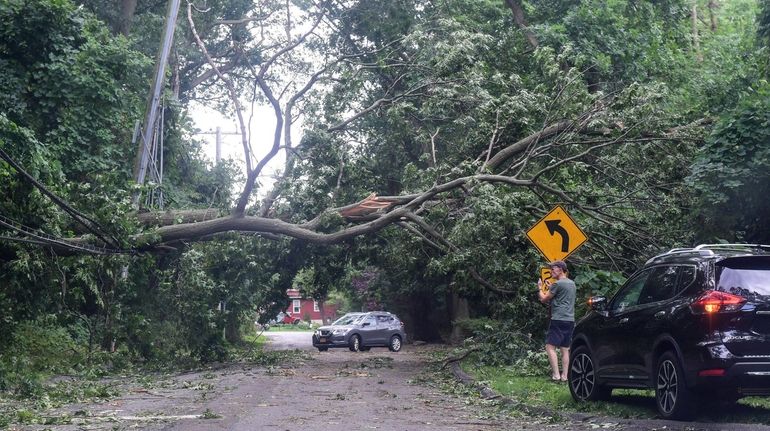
[197,127,241,164]
[132,0,181,206]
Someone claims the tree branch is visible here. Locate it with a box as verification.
[485,120,577,171]
[327,81,445,132]
[504,0,539,50]
[187,3,252,177]
[403,213,516,295]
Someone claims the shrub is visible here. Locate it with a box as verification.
[454,318,541,367]
[0,315,88,395]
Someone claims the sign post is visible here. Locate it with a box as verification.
[526,205,588,263]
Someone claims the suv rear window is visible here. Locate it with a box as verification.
[716,256,770,298]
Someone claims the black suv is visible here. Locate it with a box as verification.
[569,244,770,420]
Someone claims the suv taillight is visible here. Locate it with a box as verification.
[691,290,746,314]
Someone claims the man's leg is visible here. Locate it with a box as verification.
[560,346,570,380]
[545,343,560,379]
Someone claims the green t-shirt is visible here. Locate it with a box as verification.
[549,278,576,322]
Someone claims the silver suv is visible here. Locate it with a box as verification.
[312,312,406,352]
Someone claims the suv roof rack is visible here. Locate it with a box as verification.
[646,248,711,264]
[693,244,770,252]
[646,243,770,265]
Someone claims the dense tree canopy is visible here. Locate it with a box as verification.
[1,0,768,385]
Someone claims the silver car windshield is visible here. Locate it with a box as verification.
[332,314,362,326]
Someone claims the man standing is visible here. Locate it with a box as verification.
[537,260,576,382]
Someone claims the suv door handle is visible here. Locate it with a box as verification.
[619,317,629,324]
[654,311,666,319]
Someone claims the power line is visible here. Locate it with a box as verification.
[0,146,122,248]
[0,214,132,255]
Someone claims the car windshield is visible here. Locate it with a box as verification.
[331,313,362,326]
[716,257,770,299]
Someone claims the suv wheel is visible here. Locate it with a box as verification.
[388,335,402,352]
[349,334,361,352]
[569,346,610,401]
[317,347,328,352]
[656,351,695,420]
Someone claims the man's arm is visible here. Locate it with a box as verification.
[538,290,554,303]
[538,279,555,303]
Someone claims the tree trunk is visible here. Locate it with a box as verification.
[504,0,539,50]
[226,316,241,343]
[318,299,327,324]
[691,2,703,61]
[136,208,220,226]
[707,0,718,32]
[448,283,470,345]
[102,311,114,351]
[118,0,138,36]
[100,276,115,351]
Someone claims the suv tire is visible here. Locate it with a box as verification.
[388,335,402,352]
[656,351,695,420]
[569,346,610,401]
[349,334,361,352]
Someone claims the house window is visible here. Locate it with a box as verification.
[313,301,319,312]
[293,300,301,313]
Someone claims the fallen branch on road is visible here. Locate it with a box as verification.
[441,347,481,370]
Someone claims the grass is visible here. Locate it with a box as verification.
[242,332,267,347]
[466,364,770,424]
[201,408,222,419]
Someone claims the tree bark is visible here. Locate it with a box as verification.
[691,2,703,61]
[504,0,539,50]
[226,314,241,343]
[318,299,326,324]
[118,0,138,36]
[485,120,575,170]
[707,0,718,32]
[448,282,470,345]
[136,209,220,226]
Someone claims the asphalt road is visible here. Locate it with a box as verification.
[10,332,770,430]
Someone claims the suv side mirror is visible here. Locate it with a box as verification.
[362,322,371,327]
[588,296,607,312]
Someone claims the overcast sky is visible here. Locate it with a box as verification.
[191,102,293,198]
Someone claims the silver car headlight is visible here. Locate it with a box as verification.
[332,328,350,335]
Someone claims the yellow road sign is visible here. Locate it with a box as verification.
[540,267,555,294]
[526,205,588,262]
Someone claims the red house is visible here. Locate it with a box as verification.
[283,289,338,324]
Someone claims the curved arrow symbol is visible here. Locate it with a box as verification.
[545,219,570,252]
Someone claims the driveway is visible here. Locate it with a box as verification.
[262,329,314,350]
